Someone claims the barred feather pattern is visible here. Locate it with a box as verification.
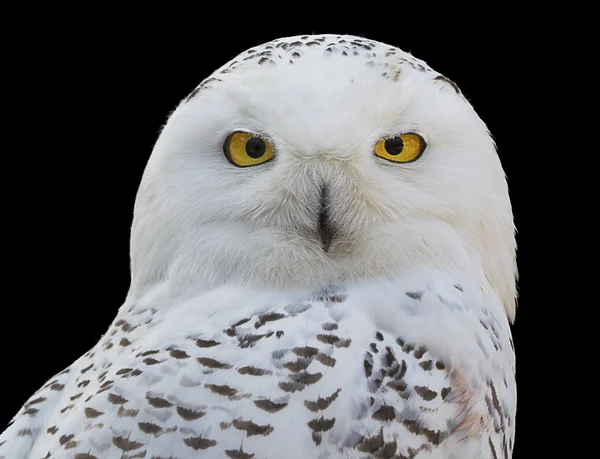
[0,271,515,459]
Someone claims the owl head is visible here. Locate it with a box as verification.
[129,35,517,320]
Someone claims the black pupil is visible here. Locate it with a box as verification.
[384,137,404,155]
[246,137,266,158]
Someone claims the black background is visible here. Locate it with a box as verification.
[6,19,529,458]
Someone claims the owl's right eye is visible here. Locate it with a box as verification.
[223,131,275,167]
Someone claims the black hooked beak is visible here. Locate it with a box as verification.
[318,186,333,252]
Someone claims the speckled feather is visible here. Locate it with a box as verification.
[0,272,514,459]
[0,34,517,458]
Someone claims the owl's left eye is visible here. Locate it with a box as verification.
[223,131,275,167]
[374,133,427,163]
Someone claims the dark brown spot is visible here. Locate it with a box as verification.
[435,361,446,370]
[59,434,74,445]
[414,386,438,401]
[254,398,288,413]
[283,357,312,373]
[289,371,322,385]
[489,437,499,459]
[197,357,232,369]
[279,381,306,392]
[75,454,98,459]
[317,333,341,345]
[121,452,146,459]
[69,393,83,401]
[402,420,442,445]
[238,366,271,376]
[108,393,128,405]
[97,380,113,394]
[454,284,463,291]
[143,358,161,365]
[25,396,46,407]
[304,389,341,412]
[116,368,133,375]
[316,353,336,367]
[115,320,131,331]
[177,406,206,420]
[118,406,139,417]
[138,422,162,435]
[238,333,268,348]
[312,431,322,445]
[130,369,142,377]
[232,317,251,328]
[183,436,217,450]
[364,358,373,378]
[196,338,220,348]
[226,448,255,459]
[84,407,103,418]
[292,346,318,358]
[397,359,407,379]
[330,294,347,303]
[307,416,335,432]
[169,349,190,359]
[370,343,379,353]
[419,360,433,371]
[490,382,502,417]
[441,387,452,400]
[23,408,39,415]
[406,291,423,300]
[356,427,385,453]
[402,343,414,353]
[112,436,143,451]
[375,331,384,341]
[413,347,426,359]
[322,322,338,331]
[140,350,160,356]
[146,395,173,408]
[47,426,58,434]
[81,364,93,374]
[396,337,405,347]
[50,383,65,391]
[205,383,238,397]
[372,375,384,390]
[372,405,396,421]
[119,338,131,346]
[276,330,284,338]
[383,347,397,366]
[255,312,286,328]
[232,418,274,436]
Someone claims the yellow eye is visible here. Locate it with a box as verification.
[223,131,275,167]
[374,133,427,163]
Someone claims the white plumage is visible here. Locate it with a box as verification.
[0,34,517,459]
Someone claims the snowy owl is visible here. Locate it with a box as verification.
[0,34,517,459]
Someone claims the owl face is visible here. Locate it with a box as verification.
[130,35,516,319]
